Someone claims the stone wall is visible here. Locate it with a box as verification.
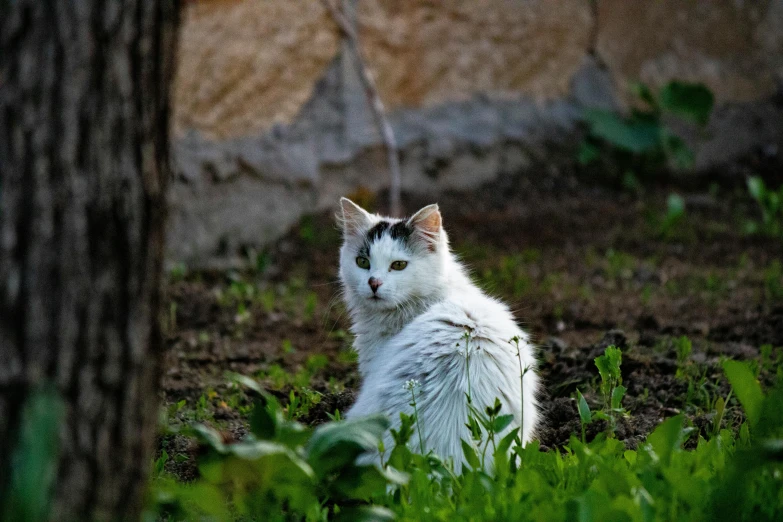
[170,0,783,267]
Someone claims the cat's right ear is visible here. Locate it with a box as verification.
[339,197,372,236]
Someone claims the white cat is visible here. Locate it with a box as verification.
[339,198,539,469]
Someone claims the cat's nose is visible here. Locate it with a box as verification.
[368,277,383,294]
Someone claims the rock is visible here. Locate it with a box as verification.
[596,0,783,104]
[173,0,339,139]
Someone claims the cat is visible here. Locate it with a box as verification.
[338,197,539,469]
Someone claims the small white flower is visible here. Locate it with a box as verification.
[403,379,421,391]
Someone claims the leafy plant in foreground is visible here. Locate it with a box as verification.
[147,375,405,521]
[2,386,64,522]
[146,360,783,522]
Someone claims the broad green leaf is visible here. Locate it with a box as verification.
[630,82,658,109]
[747,176,765,202]
[465,413,483,441]
[740,422,751,446]
[191,424,227,453]
[757,382,783,438]
[611,385,627,411]
[228,372,267,395]
[331,464,407,500]
[306,415,389,476]
[492,414,514,434]
[623,450,637,466]
[3,386,64,522]
[578,141,600,165]
[758,439,783,461]
[154,451,169,476]
[595,346,622,382]
[583,109,660,153]
[723,360,764,427]
[175,482,232,520]
[333,506,396,522]
[249,398,277,440]
[647,414,684,466]
[461,440,481,469]
[495,429,519,461]
[595,346,623,396]
[712,396,727,437]
[577,390,592,424]
[666,194,685,219]
[659,81,714,125]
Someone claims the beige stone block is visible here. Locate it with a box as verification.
[357,0,594,109]
[173,0,339,139]
[597,0,783,104]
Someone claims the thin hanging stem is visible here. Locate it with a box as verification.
[320,0,402,216]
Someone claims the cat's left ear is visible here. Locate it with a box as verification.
[407,204,441,251]
[339,197,372,236]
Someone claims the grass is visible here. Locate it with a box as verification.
[145,345,783,522]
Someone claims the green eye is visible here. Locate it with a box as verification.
[390,260,408,271]
[356,256,370,269]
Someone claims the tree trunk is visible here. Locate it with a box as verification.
[0,1,179,520]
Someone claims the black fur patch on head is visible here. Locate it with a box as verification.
[390,221,413,241]
[366,221,391,242]
[359,220,414,257]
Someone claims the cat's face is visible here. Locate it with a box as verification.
[338,198,446,312]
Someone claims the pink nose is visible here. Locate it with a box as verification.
[368,277,382,294]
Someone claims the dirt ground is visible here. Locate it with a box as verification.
[159,154,783,477]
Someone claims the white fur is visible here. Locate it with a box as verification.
[339,198,539,470]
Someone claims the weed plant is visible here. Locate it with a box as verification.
[143,346,783,522]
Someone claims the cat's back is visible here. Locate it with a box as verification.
[394,284,526,358]
[349,284,540,462]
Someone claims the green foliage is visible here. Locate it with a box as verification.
[477,254,533,298]
[256,353,330,393]
[674,335,695,380]
[657,81,715,125]
[658,193,686,239]
[604,249,636,281]
[2,386,65,522]
[169,262,189,283]
[594,345,623,406]
[764,260,783,301]
[581,81,714,171]
[584,346,627,437]
[145,357,783,522]
[746,176,783,237]
[723,360,764,428]
[576,389,592,443]
[149,384,404,521]
[214,272,320,328]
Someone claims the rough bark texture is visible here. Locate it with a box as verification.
[0,1,179,520]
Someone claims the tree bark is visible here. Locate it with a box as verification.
[0,1,179,520]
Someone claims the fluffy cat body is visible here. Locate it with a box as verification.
[339,198,539,468]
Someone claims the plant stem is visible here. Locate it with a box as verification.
[320,0,402,216]
[410,389,425,454]
[514,337,526,444]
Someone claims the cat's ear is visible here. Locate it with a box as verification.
[339,197,372,236]
[407,204,441,251]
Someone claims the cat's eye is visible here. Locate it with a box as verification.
[356,256,370,269]
[390,260,408,271]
